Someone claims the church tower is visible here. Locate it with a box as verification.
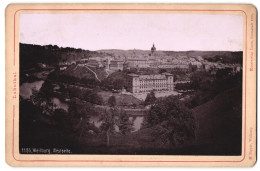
[151,43,156,56]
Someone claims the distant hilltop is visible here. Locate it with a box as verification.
[19,43,243,70]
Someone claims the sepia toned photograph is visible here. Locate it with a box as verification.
[18,12,243,155]
[5,3,257,167]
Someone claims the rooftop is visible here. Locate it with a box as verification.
[128,73,173,79]
[128,73,139,77]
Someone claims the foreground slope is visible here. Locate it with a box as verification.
[192,86,242,155]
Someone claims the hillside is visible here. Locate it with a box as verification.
[97,91,142,106]
[61,64,108,81]
[20,43,102,70]
[192,86,242,154]
[62,64,96,79]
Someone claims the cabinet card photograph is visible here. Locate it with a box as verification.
[5,4,256,167]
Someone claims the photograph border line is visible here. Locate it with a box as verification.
[12,8,247,163]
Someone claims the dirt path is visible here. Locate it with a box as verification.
[85,65,101,82]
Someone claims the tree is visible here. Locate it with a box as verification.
[30,87,41,105]
[42,100,57,116]
[89,92,103,105]
[190,71,211,90]
[100,71,128,90]
[68,100,96,142]
[144,90,156,105]
[99,107,134,146]
[30,86,58,116]
[99,107,119,146]
[108,95,116,107]
[189,63,198,72]
[68,87,81,99]
[38,80,55,100]
[77,114,91,142]
[159,69,167,74]
[52,108,69,128]
[148,95,196,146]
[82,90,103,105]
[118,109,133,135]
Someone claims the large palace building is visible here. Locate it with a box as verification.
[127,73,174,94]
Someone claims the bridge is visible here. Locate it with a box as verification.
[123,108,148,117]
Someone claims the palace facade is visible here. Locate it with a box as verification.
[127,73,174,94]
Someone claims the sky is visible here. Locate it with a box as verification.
[20,13,243,51]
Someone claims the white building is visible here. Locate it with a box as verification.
[127,73,174,94]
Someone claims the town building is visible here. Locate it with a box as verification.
[202,62,242,74]
[109,60,124,71]
[127,73,174,94]
[127,58,150,68]
[190,61,203,69]
[158,64,189,71]
[86,57,104,68]
[87,59,103,68]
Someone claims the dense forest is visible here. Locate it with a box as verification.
[20,43,104,70]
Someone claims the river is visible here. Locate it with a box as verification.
[20,80,45,99]
[20,80,144,131]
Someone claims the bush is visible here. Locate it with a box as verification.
[148,95,196,146]
[108,95,116,107]
[144,90,156,105]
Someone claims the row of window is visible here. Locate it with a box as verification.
[140,83,167,86]
[140,85,167,89]
[139,89,167,93]
[135,88,171,93]
[140,80,167,83]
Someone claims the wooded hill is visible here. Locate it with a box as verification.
[20,43,108,70]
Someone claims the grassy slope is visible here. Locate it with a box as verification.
[97,91,142,106]
[62,64,95,79]
[62,64,108,81]
[192,86,242,155]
